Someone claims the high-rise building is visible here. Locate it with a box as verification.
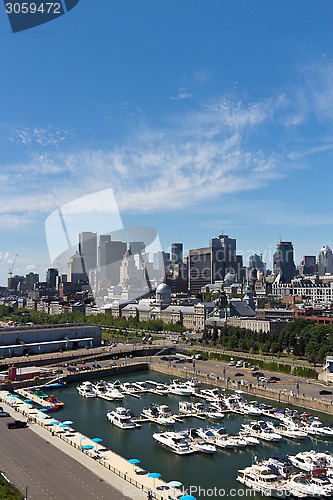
[188,234,245,293]
[248,253,265,271]
[129,241,145,256]
[273,241,296,283]
[318,246,333,275]
[298,256,316,276]
[171,243,183,266]
[46,268,59,288]
[67,252,87,283]
[98,235,127,284]
[79,231,97,278]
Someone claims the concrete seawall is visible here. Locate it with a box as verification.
[149,363,333,417]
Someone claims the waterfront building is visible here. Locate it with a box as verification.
[0,323,101,357]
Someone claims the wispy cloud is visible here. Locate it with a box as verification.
[1,61,333,225]
[171,87,193,100]
[8,125,73,147]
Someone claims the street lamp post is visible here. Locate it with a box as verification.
[25,486,28,499]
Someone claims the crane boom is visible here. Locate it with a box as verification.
[8,254,18,278]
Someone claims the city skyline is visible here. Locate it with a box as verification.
[1,1,333,285]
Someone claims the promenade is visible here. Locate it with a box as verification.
[0,391,183,500]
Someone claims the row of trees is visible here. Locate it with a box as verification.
[202,318,333,365]
[0,306,185,334]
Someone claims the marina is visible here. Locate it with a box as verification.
[2,370,333,499]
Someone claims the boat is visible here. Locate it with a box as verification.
[185,377,201,394]
[179,401,195,414]
[237,463,288,498]
[142,405,175,425]
[288,451,333,472]
[263,455,294,478]
[201,388,220,401]
[306,420,333,438]
[45,395,64,407]
[132,381,149,392]
[206,406,225,420]
[154,384,169,395]
[197,426,237,449]
[286,473,332,498]
[106,407,136,429]
[44,380,67,388]
[238,433,260,446]
[169,380,193,396]
[181,428,216,454]
[152,431,195,455]
[32,389,48,399]
[241,421,282,442]
[266,422,307,440]
[240,403,262,417]
[77,381,96,398]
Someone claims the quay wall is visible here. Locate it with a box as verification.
[149,363,333,417]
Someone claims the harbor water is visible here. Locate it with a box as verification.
[47,371,333,499]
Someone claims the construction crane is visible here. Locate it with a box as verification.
[8,254,18,279]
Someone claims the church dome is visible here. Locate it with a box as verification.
[156,283,171,305]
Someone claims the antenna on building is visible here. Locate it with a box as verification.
[279,234,282,243]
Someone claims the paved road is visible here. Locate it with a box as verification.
[0,416,127,500]
[150,356,333,404]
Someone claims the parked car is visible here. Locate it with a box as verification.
[0,410,10,417]
[252,371,264,377]
[7,420,28,429]
[234,372,244,377]
[319,389,332,395]
[251,366,259,371]
[228,360,236,366]
[269,376,281,381]
[109,361,117,366]
[67,366,77,372]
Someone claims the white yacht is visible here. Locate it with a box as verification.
[266,422,307,440]
[77,381,96,398]
[107,407,136,429]
[179,401,195,414]
[306,420,333,438]
[152,431,195,455]
[207,406,225,420]
[240,403,262,417]
[263,456,294,478]
[288,451,333,472]
[201,388,220,401]
[185,378,201,394]
[121,382,138,395]
[238,433,260,446]
[241,421,282,442]
[237,464,288,498]
[169,380,193,396]
[286,473,332,498]
[100,384,124,401]
[142,404,175,425]
[133,381,149,392]
[181,428,216,454]
[154,383,169,395]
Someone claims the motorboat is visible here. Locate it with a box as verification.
[201,388,220,401]
[133,381,149,392]
[156,405,176,425]
[169,380,193,396]
[241,421,282,442]
[237,463,288,498]
[206,406,225,420]
[77,381,96,398]
[142,404,175,425]
[152,431,195,455]
[266,422,307,440]
[193,402,206,414]
[264,455,294,478]
[286,473,332,498]
[121,382,138,395]
[310,469,333,492]
[107,407,136,429]
[240,403,262,417]
[306,420,333,438]
[45,395,64,408]
[181,428,216,454]
[154,384,169,395]
[185,378,201,394]
[288,451,332,472]
[238,433,260,446]
[179,401,195,414]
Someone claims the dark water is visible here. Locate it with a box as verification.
[47,372,333,499]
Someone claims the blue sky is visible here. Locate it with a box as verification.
[1,1,333,284]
